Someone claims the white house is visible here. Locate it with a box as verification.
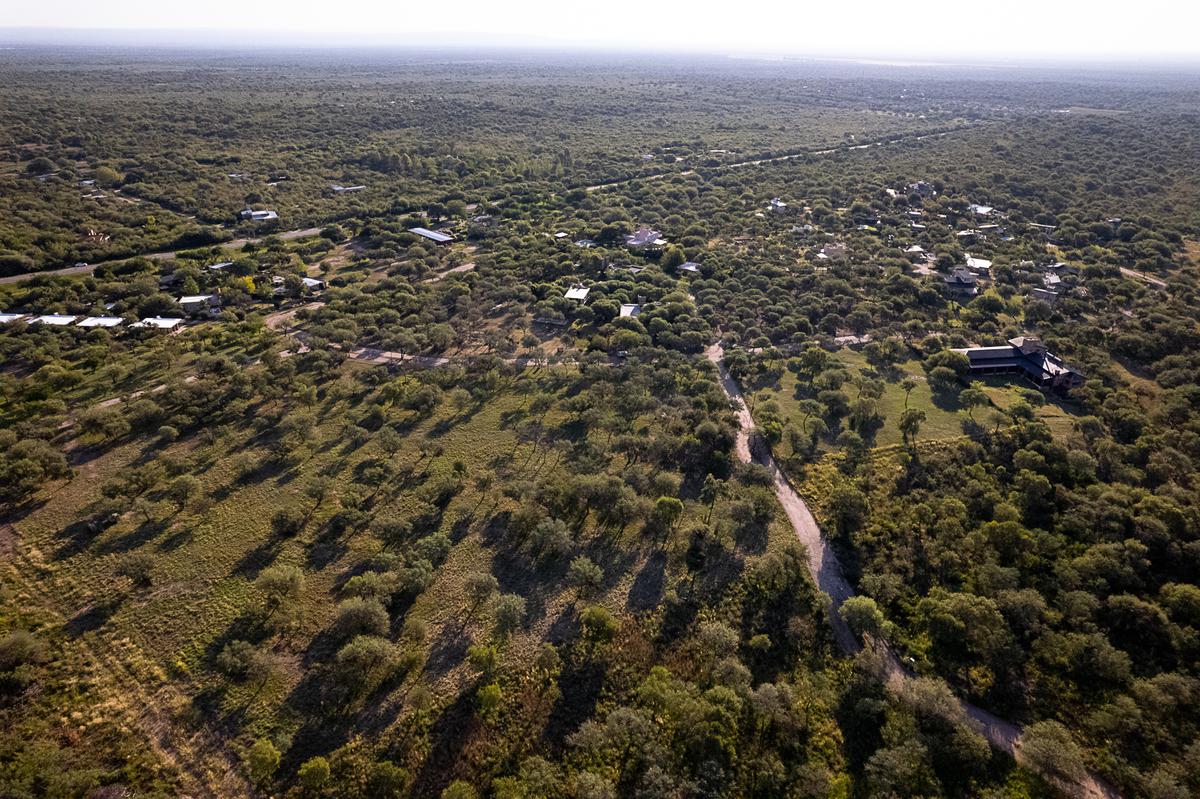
[968,203,994,217]
[32,314,78,326]
[132,317,184,330]
[965,255,993,273]
[77,316,124,328]
[240,208,278,222]
[768,197,788,212]
[178,295,219,313]
[0,313,27,324]
[619,303,642,318]
[678,262,701,274]
[564,285,591,301]
[302,277,326,291]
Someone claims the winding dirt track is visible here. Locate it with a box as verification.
[704,343,1120,799]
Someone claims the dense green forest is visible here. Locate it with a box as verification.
[1,48,1199,799]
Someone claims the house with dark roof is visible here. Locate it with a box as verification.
[955,336,1083,391]
[943,267,979,297]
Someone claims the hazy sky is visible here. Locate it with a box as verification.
[4,0,1200,62]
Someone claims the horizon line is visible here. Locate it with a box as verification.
[2,26,1200,70]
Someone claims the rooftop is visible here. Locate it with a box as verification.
[409,227,454,244]
[133,317,184,330]
[77,316,124,328]
[564,285,591,301]
[33,314,78,326]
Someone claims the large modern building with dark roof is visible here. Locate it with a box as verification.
[954,336,1084,391]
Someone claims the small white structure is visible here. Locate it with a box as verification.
[905,244,926,255]
[965,255,993,273]
[32,314,78,326]
[768,197,788,212]
[77,316,124,328]
[331,185,366,193]
[679,262,701,274]
[302,277,326,291]
[619,304,642,318]
[208,261,234,271]
[0,313,26,324]
[132,317,184,330]
[574,239,596,248]
[968,203,994,216]
[564,285,591,301]
[240,208,278,222]
[554,231,570,239]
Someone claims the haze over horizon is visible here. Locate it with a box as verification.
[3,0,1199,65]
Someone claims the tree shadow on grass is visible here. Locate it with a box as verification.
[423,623,473,681]
[626,550,666,612]
[411,690,478,798]
[538,654,607,757]
[53,519,101,560]
[232,538,284,579]
[65,595,125,637]
[93,518,166,556]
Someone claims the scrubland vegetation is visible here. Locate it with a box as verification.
[1,48,1199,799]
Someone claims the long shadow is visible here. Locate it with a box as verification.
[626,551,666,612]
[93,518,166,555]
[424,623,473,681]
[538,653,607,756]
[411,690,479,797]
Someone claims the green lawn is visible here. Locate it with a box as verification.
[750,348,1074,456]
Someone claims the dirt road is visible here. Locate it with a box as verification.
[704,342,1120,799]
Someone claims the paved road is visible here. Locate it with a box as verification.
[0,227,323,285]
[704,342,1121,799]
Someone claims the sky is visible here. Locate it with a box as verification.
[3,0,1199,64]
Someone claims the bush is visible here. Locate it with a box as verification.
[333,597,390,640]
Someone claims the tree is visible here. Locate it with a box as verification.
[271,506,305,537]
[840,596,885,639]
[580,605,619,645]
[116,551,155,588]
[166,475,202,510]
[494,593,527,637]
[899,408,927,446]
[958,386,988,421]
[567,556,604,600]
[464,571,499,616]
[441,781,479,799]
[477,682,503,723]
[298,756,331,793]
[651,496,684,535]
[333,597,390,640]
[700,474,723,521]
[256,565,304,621]
[901,377,918,408]
[1021,720,1088,784]
[246,738,281,786]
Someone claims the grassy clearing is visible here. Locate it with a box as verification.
[748,348,1069,456]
